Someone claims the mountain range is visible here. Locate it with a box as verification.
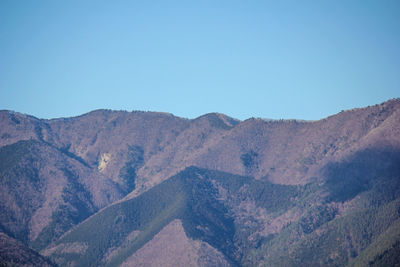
[1,99,400,266]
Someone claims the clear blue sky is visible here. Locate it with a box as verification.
[1,0,399,120]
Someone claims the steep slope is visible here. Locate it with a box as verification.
[0,109,192,193]
[0,232,55,267]
[44,167,315,266]
[1,99,400,266]
[2,99,399,196]
[44,144,400,266]
[133,99,400,192]
[45,110,191,191]
[133,112,241,191]
[0,111,46,148]
[249,146,400,266]
[348,219,400,267]
[0,140,123,251]
[120,219,230,267]
[43,167,239,266]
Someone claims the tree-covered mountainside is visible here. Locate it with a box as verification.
[0,140,124,252]
[43,167,306,266]
[44,154,400,266]
[0,232,56,267]
[0,99,399,266]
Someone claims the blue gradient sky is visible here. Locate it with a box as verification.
[1,1,399,120]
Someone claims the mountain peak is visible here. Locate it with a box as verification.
[193,112,240,129]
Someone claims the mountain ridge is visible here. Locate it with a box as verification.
[1,98,400,266]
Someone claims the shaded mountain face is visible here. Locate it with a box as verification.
[0,99,400,266]
[0,140,124,252]
[0,232,55,267]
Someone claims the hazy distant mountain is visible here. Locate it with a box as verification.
[1,99,399,266]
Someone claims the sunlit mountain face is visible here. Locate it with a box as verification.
[1,99,400,266]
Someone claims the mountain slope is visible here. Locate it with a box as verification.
[251,146,400,266]
[1,99,400,266]
[44,145,400,266]
[0,232,55,267]
[134,99,400,192]
[120,219,230,267]
[2,99,399,194]
[44,167,241,266]
[0,140,124,251]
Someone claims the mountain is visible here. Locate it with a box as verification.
[0,99,399,266]
[0,139,123,251]
[0,231,56,267]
